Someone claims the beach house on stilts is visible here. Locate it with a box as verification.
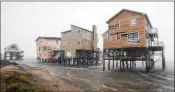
[51,24,101,65]
[102,9,165,73]
[35,37,61,62]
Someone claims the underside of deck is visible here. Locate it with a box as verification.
[102,46,165,74]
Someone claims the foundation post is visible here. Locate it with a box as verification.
[130,61,131,71]
[116,50,118,68]
[162,49,165,71]
[120,60,121,71]
[103,49,105,71]
[108,50,110,70]
[113,50,114,69]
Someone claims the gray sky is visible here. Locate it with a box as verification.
[1,2,174,61]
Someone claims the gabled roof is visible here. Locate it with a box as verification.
[71,24,92,33]
[106,9,153,28]
[61,24,92,34]
[61,30,71,33]
[35,37,61,42]
[101,30,108,36]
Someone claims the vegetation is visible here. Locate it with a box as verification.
[1,71,46,92]
[99,88,114,92]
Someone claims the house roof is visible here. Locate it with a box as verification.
[71,24,92,33]
[106,9,153,28]
[35,37,61,42]
[61,30,71,33]
[61,24,92,34]
[101,31,108,36]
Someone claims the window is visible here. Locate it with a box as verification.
[39,47,40,51]
[78,30,80,33]
[130,18,136,25]
[48,46,49,50]
[68,42,70,45]
[116,33,120,40]
[114,21,120,28]
[120,33,128,39]
[56,40,58,44]
[43,46,47,51]
[108,35,112,40]
[128,32,138,39]
[77,41,80,45]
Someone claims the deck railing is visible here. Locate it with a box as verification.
[152,41,164,47]
[149,28,158,34]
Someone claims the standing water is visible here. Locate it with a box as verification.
[10,58,174,91]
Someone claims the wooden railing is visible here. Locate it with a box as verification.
[153,41,164,47]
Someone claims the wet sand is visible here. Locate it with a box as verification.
[1,60,83,92]
[5,59,175,92]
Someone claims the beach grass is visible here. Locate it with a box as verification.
[1,71,46,92]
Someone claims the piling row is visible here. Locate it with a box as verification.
[38,57,99,66]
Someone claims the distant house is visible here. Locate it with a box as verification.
[61,25,98,57]
[4,43,24,60]
[35,37,61,60]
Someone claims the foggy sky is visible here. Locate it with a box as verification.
[1,2,174,61]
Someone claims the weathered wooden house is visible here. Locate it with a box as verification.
[61,25,99,58]
[35,37,61,61]
[102,9,165,73]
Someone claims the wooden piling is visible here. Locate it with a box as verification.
[116,60,118,68]
[130,61,131,71]
[113,50,114,68]
[120,60,121,71]
[103,49,105,71]
[108,60,110,70]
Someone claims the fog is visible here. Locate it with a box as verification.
[1,2,174,62]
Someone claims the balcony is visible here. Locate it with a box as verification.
[153,41,164,47]
[149,41,164,51]
[148,28,158,38]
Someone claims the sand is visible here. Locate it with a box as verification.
[1,60,83,92]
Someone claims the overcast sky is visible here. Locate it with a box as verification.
[1,2,174,61]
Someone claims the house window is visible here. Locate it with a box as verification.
[43,46,47,51]
[128,32,138,39]
[68,42,70,45]
[116,33,120,40]
[77,41,80,45]
[114,21,120,28]
[108,35,112,40]
[56,40,58,44]
[39,47,40,51]
[120,33,128,39]
[130,18,136,25]
[78,30,80,33]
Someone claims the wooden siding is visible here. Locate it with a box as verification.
[61,25,97,57]
[36,38,61,59]
[104,10,146,49]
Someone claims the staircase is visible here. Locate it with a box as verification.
[51,52,61,63]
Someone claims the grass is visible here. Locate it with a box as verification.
[99,88,114,92]
[1,71,46,92]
